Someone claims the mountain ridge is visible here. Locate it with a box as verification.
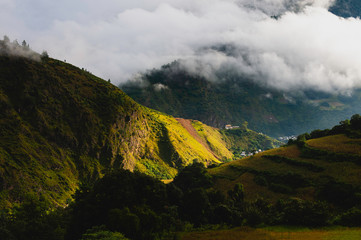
[0,54,223,207]
[0,45,278,208]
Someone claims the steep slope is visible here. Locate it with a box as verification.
[121,62,361,137]
[176,118,222,160]
[0,53,237,208]
[209,115,361,207]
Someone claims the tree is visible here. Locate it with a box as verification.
[107,208,139,239]
[228,183,244,206]
[22,40,29,50]
[80,226,129,240]
[350,114,361,130]
[182,188,210,225]
[41,51,49,59]
[3,35,10,43]
[172,163,213,192]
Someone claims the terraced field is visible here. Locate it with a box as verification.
[208,134,361,202]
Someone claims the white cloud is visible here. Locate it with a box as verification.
[153,83,169,91]
[2,0,361,93]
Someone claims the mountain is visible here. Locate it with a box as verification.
[121,61,361,138]
[330,0,361,18]
[0,56,217,207]
[0,40,278,208]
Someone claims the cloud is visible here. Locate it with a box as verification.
[2,0,361,93]
[153,83,169,91]
[0,37,41,61]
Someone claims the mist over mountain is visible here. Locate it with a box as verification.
[119,0,361,138]
[3,0,361,95]
[122,61,361,137]
[330,0,361,18]
[0,36,41,61]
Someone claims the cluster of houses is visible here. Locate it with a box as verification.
[240,149,263,157]
[225,124,240,130]
[278,135,297,141]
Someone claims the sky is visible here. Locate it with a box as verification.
[2,0,361,93]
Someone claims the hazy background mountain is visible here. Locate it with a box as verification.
[121,61,361,137]
[330,0,361,17]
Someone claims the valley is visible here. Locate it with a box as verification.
[2,1,361,236]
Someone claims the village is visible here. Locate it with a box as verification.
[278,135,297,142]
[240,149,263,157]
[223,124,267,157]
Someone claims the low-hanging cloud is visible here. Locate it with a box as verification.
[0,37,41,61]
[2,0,361,93]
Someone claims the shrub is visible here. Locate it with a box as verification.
[269,183,293,194]
[276,198,330,227]
[350,114,361,130]
[80,226,129,240]
[337,207,361,226]
[172,163,213,192]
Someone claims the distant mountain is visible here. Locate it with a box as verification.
[0,40,278,208]
[330,0,361,18]
[121,61,361,138]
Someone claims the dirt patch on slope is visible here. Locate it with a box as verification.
[176,118,219,160]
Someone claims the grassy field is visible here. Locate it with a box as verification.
[208,134,361,201]
[180,227,361,240]
[307,134,361,155]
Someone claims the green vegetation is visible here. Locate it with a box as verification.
[219,123,281,158]
[1,113,361,239]
[1,163,361,240]
[190,120,233,160]
[210,115,361,202]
